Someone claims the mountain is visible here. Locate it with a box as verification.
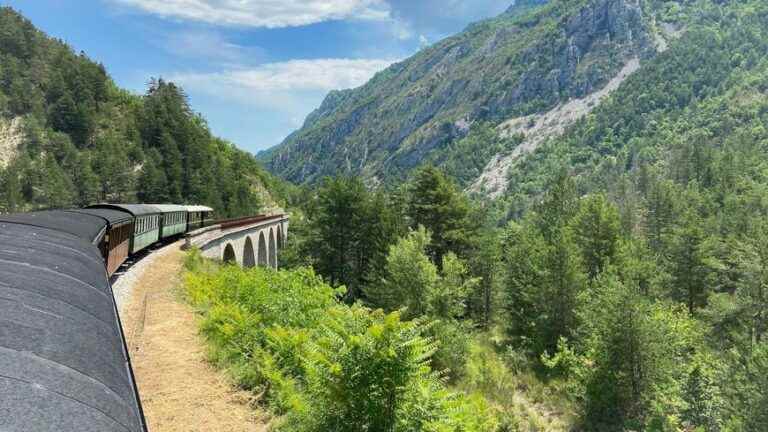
[0,7,286,216]
[262,0,663,186]
[496,0,768,214]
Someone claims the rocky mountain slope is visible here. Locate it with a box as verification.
[262,0,670,187]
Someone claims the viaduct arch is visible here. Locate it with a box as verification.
[186,214,288,269]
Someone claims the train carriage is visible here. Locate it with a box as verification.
[0,210,108,246]
[89,204,162,255]
[0,221,146,432]
[71,208,134,275]
[185,205,214,232]
[154,204,188,239]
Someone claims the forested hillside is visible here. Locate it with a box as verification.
[262,0,662,185]
[0,7,283,216]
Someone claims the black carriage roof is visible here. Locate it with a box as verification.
[0,222,145,432]
[0,210,107,245]
[71,208,134,225]
[88,204,162,216]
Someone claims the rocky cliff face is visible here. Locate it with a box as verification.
[0,116,23,169]
[262,0,656,186]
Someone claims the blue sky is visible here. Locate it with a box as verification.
[3,0,513,154]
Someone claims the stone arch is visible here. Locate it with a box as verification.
[243,236,256,268]
[223,243,236,264]
[257,231,268,267]
[268,228,277,269]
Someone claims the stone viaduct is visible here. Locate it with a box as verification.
[185,214,289,268]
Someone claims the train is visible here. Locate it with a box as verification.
[0,204,214,275]
[0,203,214,432]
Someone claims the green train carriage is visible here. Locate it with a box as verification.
[88,204,162,254]
[185,205,214,232]
[154,204,188,239]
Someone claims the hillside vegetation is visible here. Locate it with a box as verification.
[0,7,284,216]
[193,159,767,430]
[262,0,659,186]
[224,1,768,430]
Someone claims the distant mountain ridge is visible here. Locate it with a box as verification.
[261,0,658,186]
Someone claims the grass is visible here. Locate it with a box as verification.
[457,330,577,431]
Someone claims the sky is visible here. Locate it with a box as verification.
[2,0,514,154]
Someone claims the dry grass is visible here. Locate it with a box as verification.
[120,242,269,432]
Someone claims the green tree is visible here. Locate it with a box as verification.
[310,176,369,296]
[732,222,768,346]
[571,194,622,280]
[500,220,546,351]
[535,171,578,243]
[0,161,24,212]
[92,133,134,202]
[644,177,677,254]
[723,342,768,431]
[72,153,99,206]
[407,166,476,265]
[366,226,438,318]
[575,270,700,430]
[501,215,586,357]
[37,154,74,208]
[668,209,716,315]
[682,362,724,432]
[137,148,169,203]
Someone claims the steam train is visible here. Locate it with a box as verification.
[0,203,214,432]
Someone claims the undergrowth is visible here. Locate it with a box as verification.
[183,249,500,431]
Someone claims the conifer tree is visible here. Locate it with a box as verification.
[668,209,714,315]
[572,193,622,280]
[408,166,476,265]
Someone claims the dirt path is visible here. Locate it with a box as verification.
[119,242,268,432]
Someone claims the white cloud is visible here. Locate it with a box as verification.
[112,0,391,27]
[170,58,395,112]
[162,30,267,66]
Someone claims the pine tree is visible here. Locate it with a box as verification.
[572,193,622,280]
[309,176,370,299]
[500,220,545,350]
[408,166,476,265]
[0,162,23,212]
[501,214,586,356]
[645,177,677,254]
[578,270,700,430]
[668,209,714,315]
